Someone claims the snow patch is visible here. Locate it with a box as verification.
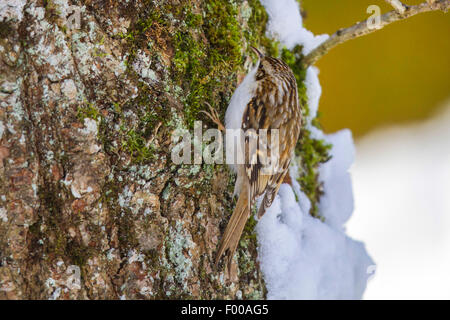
[305,67,322,124]
[257,185,373,299]
[318,130,356,230]
[260,0,328,54]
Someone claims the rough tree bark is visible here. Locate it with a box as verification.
[0,0,268,299]
[0,0,332,299]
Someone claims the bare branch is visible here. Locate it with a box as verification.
[385,0,406,14]
[303,0,450,67]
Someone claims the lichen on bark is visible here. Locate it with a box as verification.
[0,0,330,299]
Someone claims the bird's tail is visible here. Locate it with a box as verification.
[215,185,250,271]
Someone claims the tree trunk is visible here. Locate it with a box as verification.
[0,0,328,299]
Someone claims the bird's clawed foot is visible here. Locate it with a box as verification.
[200,102,225,132]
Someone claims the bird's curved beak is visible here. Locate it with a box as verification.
[250,46,264,59]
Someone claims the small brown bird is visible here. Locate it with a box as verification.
[202,47,302,271]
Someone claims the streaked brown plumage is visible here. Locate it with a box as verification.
[203,47,302,272]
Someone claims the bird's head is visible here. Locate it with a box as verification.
[250,46,290,80]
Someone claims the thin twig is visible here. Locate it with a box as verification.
[385,0,406,14]
[303,0,450,67]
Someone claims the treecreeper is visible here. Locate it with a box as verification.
[202,47,302,272]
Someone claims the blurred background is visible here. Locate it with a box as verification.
[302,0,450,299]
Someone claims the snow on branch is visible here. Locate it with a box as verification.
[303,0,450,67]
[385,0,406,14]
